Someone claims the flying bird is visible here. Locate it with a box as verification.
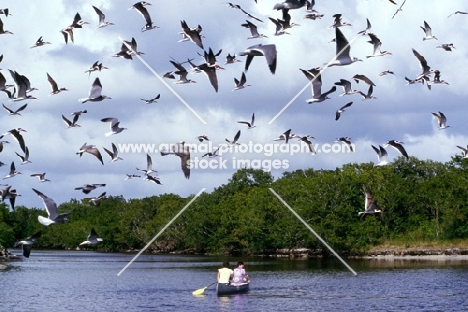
[15,146,31,165]
[334,79,359,96]
[421,20,437,40]
[62,114,81,128]
[101,117,127,136]
[76,143,104,165]
[329,28,362,66]
[366,33,392,58]
[85,61,109,77]
[357,85,377,100]
[359,186,383,218]
[357,18,372,35]
[47,73,68,95]
[9,70,38,101]
[456,145,468,158]
[352,74,376,86]
[3,161,21,179]
[33,188,71,226]
[92,5,114,28]
[298,135,316,154]
[137,153,157,175]
[431,112,450,130]
[180,20,203,49]
[141,94,160,104]
[80,77,111,103]
[74,184,106,194]
[1,185,20,210]
[328,13,352,28]
[233,72,251,91]
[225,130,241,145]
[385,140,408,159]
[79,228,103,245]
[2,128,27,154]
[301,68,336,103]
[238,113,256,129]
[336,137,354,152]
[103,143,123,162]
[14,231,41,258]
[436,43,455,51]
[371,145,389,166]
[30,36,51,48]
[239,44,277,74]
[3,103,27,115]
[335,102,353,120]
[160,142,191,179]
[89,192,106,206]
[129,1,158,31]
[30,173,50,182]
[0,17,13,35]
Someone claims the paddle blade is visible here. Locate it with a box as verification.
[192,287,207,296]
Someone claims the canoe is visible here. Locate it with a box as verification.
[216,282,250,296]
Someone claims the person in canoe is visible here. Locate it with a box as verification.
[217,261,233,284]
[232,261,249,284]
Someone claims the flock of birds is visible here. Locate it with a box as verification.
[1,0,467,257]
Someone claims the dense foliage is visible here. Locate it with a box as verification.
[1,156,468,255]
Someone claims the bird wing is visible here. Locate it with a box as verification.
[32,188,58,219]
[89,77,103,98]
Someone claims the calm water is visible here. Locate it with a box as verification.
[1,250,468,311]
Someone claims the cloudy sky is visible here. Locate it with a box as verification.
[1,0,467,208]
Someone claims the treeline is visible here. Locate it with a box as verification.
[1,156,468,255]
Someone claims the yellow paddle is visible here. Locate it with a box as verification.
[192,282,217,295]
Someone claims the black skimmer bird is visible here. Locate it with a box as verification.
[357,85,377,100]
[301,68,336,103]
[357,18,372,35]
[238,113,256,129]
[392,0,407,19]
[80,78,111,103]
[202,146,221,158]
[0,138,9,152]
[76,143,104,165]
[436,43,455,51]
[298,135,316,154]
[180,20,203,49]
[447,11,468,18]
[101,117,127,136]
[371,145,389,166]
[160,142,191,179]
[366,33,392,58]
[429,70,449,85]
[79,228,103,245]
[225,130,241,145]
[32,188,71,226]
[269,17,290,36]
[1,185,20,210]
[0,9,10,17]
[431,112,450,130]
[379,70,394,76]
[74,184,106,194]
[421,20,437,40]
[329,28,362,66]
[140,94,160,104]
[197,135,209,142]
[47,73,68,95]
[273,0,307,10]
[241,20,268,39]
[239,44,277,74]
[227,3,263,23]
[62,114,81,128]
[3,128,27,154]
[0,17,13,35]
[85,61,109,77]
[125,174,141,180]
[30,36,51,48]
[9,70,38,101]
[359,186,383,218]
[137,153,156,175]
[70,12,89,28]
[103,142,123,162]
[334,79,359,96]
[60,27,74,44]
[114,37,144,59]
[14,231,41,258]
[166,60,196,84]
[3,161,21,179]
[3,103,27,115]
[273,129,299,144]
[129,1,158,32]
[15,146,31,165]
[328,14,352,28]
[233,72,251,91]
[336,137,354,152]
[352,74,376,86]
[191,61,223,92]
[0,70,13,98]
[89,192,106,206]
[144,174,162,185]
[385,140,408,159]
[456,145,468,158]
[30,173,50,182]
[92,6,114,28]
[224,53,241,65]
[335,102,353,121]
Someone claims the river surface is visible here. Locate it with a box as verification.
[1,250,468,311]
